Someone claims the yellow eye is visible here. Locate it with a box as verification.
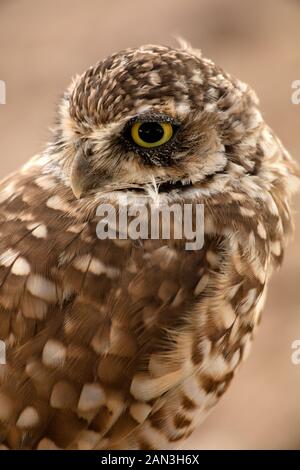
[131,121,173,148]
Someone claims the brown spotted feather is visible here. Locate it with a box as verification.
[0,44,298,449]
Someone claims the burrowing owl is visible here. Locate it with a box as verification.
[0,44,298,450]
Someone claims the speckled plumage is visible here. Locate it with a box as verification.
[0,44,298,450]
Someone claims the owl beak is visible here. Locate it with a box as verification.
[70,145,96,199]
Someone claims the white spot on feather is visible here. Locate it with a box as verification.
[206,250,219,267]
[42,339,66,368]
[239,288,257,314]
[251,257,266,284]
[73,255,120,279]
[11,257,31,276]
[27,274,57,302]
[219,302,236,329]
[240,207,255,217]
[271,240,281,256]
[175,101,190,115]
[0,248,19,267]
[192,70,203,84]
[77,431,101,450]
[203,353,228,379]
[46,195,68,211]
[182,377,208,407]
[0,182,16,203]
[16,406,39,428]
[257,221,267,239]
[130,369,184,401]
[35,176,57,190]
[27,223,48,239]
[78,383,106,412]
[37,438,60,450]
[230,350,240,369]
[148,72,161,86]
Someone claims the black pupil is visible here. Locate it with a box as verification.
[138,122,164,143]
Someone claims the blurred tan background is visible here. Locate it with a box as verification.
[0,0,300,449]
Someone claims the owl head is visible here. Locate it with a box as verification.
[53,44,266,200]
